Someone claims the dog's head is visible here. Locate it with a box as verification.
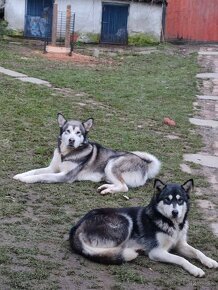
[153,179,193,222]
[57,113,93,149]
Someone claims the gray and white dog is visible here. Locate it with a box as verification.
[13,113,161,194]
[70,179,218,276]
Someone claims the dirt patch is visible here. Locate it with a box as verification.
[43,52,98,65]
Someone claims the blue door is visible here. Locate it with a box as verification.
[101,4,129,44]
[25,0,53,39]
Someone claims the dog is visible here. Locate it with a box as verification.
[69,179,218,276]
[13,113,161,194]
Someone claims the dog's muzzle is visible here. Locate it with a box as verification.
[68,139,75,147]
[172,210,179,218]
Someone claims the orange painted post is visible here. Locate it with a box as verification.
[65,5,71,49]
[51,2,58,46]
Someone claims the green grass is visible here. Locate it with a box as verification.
[0,40,217,289]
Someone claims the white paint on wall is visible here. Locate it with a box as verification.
[57,0,102,34]
[128,3,162,38]
[4,0,162,39]
[58,0,162,39]
[5,0,26,30]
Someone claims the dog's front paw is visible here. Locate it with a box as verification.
[202,257,218,269]
[188,265,205,277]
[97,183,128,195]
[97,184,114,195]
[13,173,25,181]
[15,175,37,184]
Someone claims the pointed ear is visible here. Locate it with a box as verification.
[83,118,94,132]
[154,179,165,193]
[182,179,194,194]
[57,113,67,128]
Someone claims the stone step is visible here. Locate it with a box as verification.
[197,95,218,101]
[183,153,218,169]
[196,73,218,79]
[0,66,51,87]
[0,66,27,78]
[189,118,218,128]
[18,77,51,87]
[198,51,218,56]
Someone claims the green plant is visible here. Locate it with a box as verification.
[128,33,159,46]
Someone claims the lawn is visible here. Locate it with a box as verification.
[0,40,217,289]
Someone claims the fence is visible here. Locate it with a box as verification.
[44,10,75,55]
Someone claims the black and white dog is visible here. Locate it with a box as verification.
[13,113,161,194]
[69,179,218,276]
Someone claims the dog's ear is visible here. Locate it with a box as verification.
[182,179,194,195]
[154,179,165,193]
[57,113,67,127]
[83,118,94,132]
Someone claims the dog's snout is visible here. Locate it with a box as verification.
[69,138,75,145]
[172,210,178,218]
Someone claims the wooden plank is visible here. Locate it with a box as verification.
[165,0,218,42]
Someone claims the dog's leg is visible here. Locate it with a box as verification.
[97,159,128,194]
[13,166,56,180]
[14,172,68,184]
[176,242,218,269]
[149,248,205,277]
[13,149,60,181]
[98,183,128,195]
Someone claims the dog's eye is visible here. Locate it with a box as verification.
[76,131,81,135]
[177,198,184,205]
[66,129,70,134]
[163,197,171,204]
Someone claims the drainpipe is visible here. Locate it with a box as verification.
[161,0,167,42]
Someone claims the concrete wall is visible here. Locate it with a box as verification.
[4,0,162,40]
[5,0,25,30]
[58,0,102,34]
[58,0,162,39]
[128,2,162,38]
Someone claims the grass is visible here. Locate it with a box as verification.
[0,40,217,289]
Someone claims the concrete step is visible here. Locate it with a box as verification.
[189,118,218,128]
[183,153,218,169]
[197,95,218,101]
[0,66,27,78]
[196,73,218,79]
[198,51,218,56]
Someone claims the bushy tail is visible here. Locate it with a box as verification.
[78,233,138,264]
[132,151,161,179]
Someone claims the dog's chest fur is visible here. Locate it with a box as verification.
[155,220,188,250]
[56,143,107,182]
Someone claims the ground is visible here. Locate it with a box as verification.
[0,40,217,290]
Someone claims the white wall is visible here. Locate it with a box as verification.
[5,0,26,30]
[128,3,162,38]
[57,0,102,34]
[57,0,162,39]
[4,0,162,39]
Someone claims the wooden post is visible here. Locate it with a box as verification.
[51,1,58,46]
[65,5,71,49]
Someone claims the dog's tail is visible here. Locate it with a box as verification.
[76,233,138,265]
[132,151,161,179]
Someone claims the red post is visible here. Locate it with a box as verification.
[51,2,58,46]
[65,5,71,49]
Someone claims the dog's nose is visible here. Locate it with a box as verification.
[172,210,178,218]
[69,138,75,144]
